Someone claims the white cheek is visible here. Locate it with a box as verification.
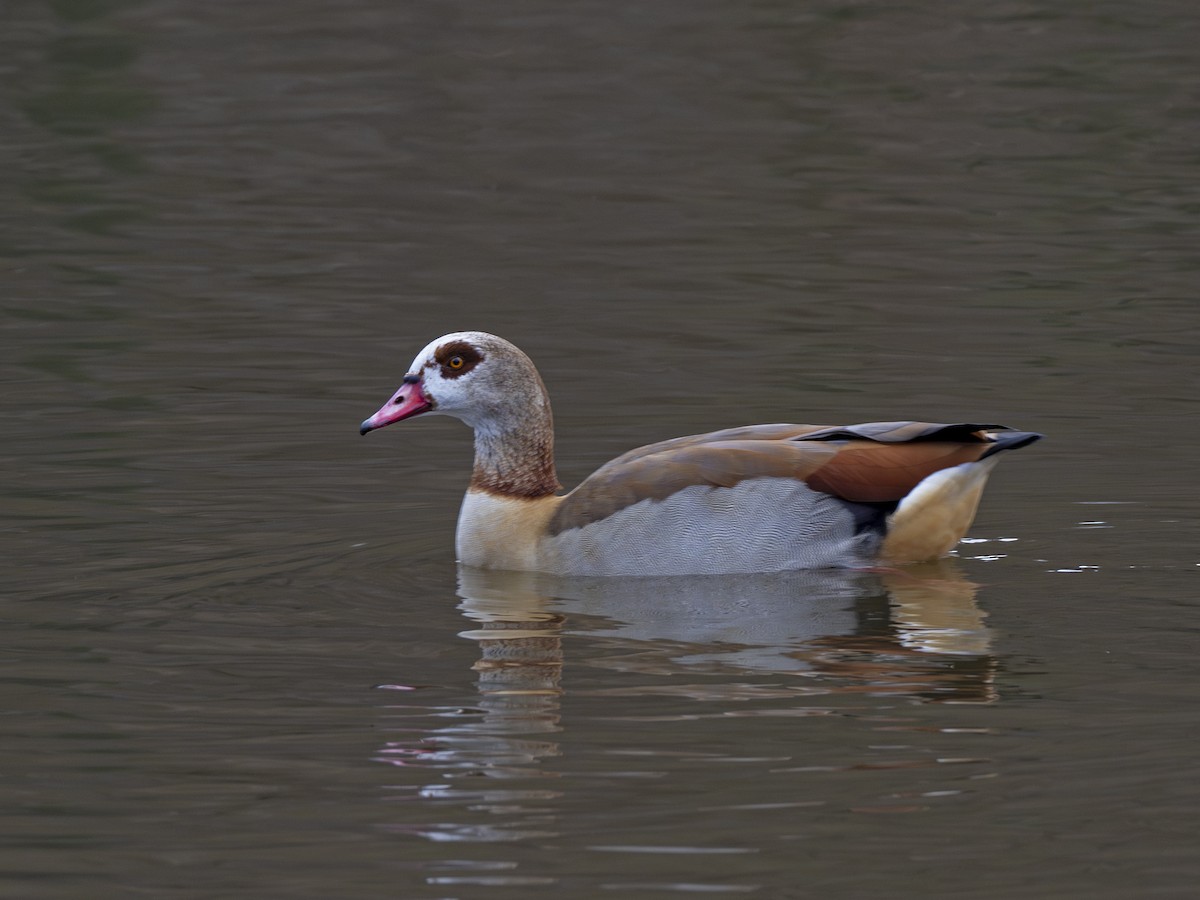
[423,367,474,417]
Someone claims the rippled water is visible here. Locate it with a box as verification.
[4,0,1199,897]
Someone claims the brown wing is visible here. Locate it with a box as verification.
[802,440,992,502]
[797,422,1041,503]
[549,421,1041,534]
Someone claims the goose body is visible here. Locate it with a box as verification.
[361,332,1041,576]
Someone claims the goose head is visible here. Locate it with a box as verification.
[359,331,552,436]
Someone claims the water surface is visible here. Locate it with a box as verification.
[3,0,1199,897]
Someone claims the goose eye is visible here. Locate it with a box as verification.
[448,356,464,370]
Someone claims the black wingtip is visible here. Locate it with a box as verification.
[980,430,1044,459]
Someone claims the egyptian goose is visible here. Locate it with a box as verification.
[361,332,1041,576]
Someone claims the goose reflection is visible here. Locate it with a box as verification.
[457,560,997,708]
[376,562,998,843]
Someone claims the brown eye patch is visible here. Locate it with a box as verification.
[435,341,484,379]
